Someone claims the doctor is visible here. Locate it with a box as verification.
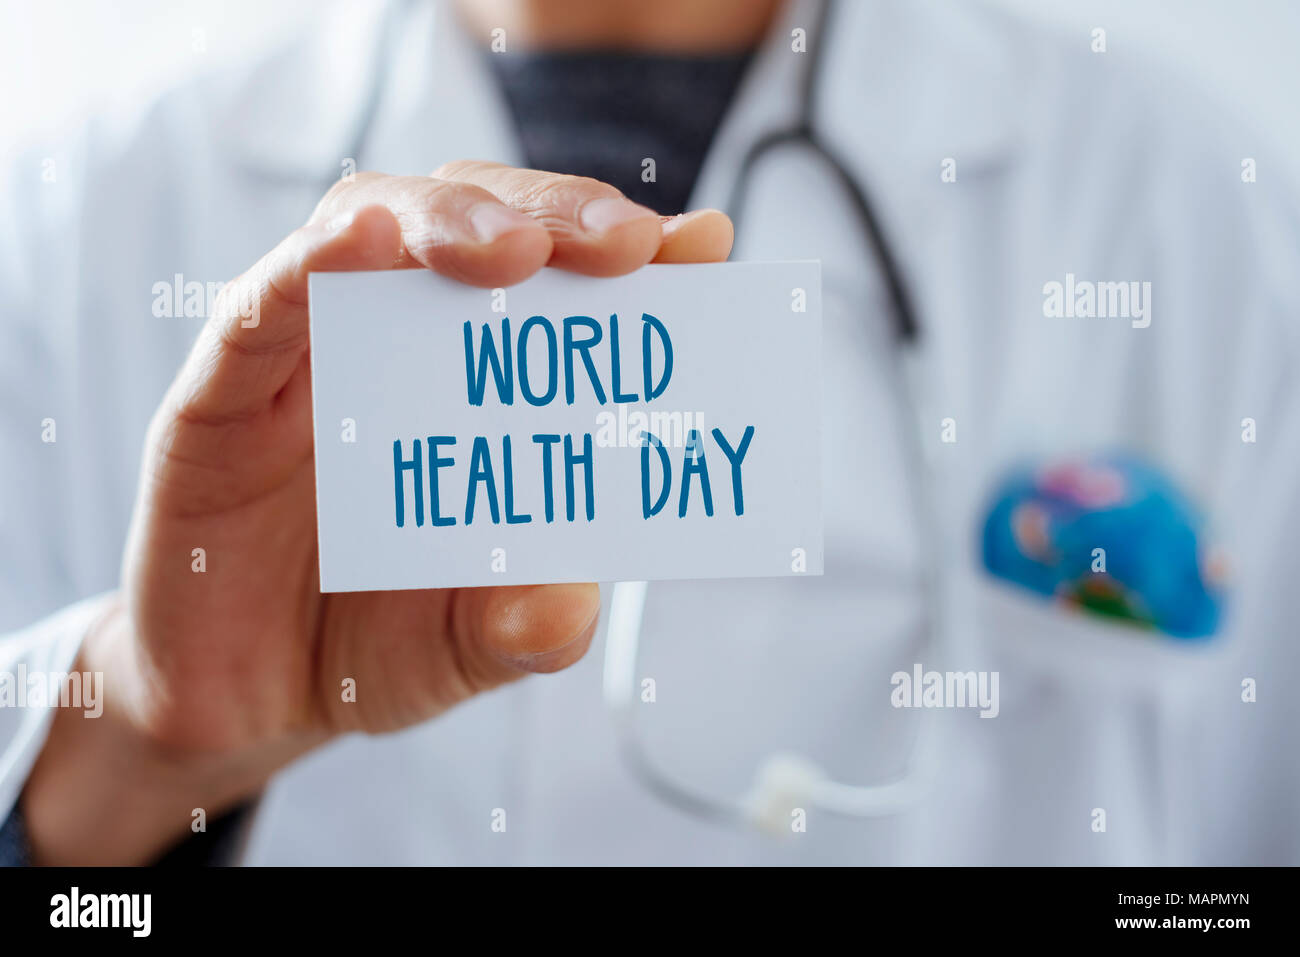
[2,0,1299,866]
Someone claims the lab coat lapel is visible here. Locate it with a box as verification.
[692,0,1022,218]
[687,0,810,216]
[219,0,522,188]
[364,0,524,175]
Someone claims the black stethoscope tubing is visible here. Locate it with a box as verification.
[725,0,920,344]
[330,0,941,823]
[333,0,920,346]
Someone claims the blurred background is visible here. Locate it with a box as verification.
[4,0,1300,191]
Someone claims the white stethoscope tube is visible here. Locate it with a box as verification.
[333,0,959,831]
[602,347,961,832]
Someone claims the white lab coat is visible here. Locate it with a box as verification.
[2,0,1298,865]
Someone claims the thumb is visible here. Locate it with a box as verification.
[316,583,602,735]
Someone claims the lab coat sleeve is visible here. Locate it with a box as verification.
[0,137,94,632]
[0,137,115,826]
[0,595,114,828]
[0,127,128,832]
[0,133,266,863]
[0,595,263,866]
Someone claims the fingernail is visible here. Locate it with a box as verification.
[660,212,690,238]
[579,196,656,236]
[468,202,536,243]
[505,603,600,673]
[325,210,355,232]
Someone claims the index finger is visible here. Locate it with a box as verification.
[433,160,667,276]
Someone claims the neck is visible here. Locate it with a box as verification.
[454,0,783,53]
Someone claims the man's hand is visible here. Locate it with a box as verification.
[22,164,733,864]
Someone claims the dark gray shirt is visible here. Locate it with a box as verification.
[489,49,752,214]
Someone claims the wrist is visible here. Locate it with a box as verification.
[21,595,326,865]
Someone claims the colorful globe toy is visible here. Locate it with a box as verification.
[980,455,1227,639]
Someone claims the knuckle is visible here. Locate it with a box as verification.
[522,172,620,211]
[309,170,383,222]
[420,177,476,204]
[429,159,480,180]
[212,274,257,325]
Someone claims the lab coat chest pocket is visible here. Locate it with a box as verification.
[974,575,1228,700]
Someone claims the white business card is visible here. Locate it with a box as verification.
[308,262,823,591]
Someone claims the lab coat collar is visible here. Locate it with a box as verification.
[818,0,1025,172]
[215,0,1018,195]
[215,0,522,189]
[212,1,386,184]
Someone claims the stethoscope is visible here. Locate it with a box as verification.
[334,0,952,833]
[603,0,962,832]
